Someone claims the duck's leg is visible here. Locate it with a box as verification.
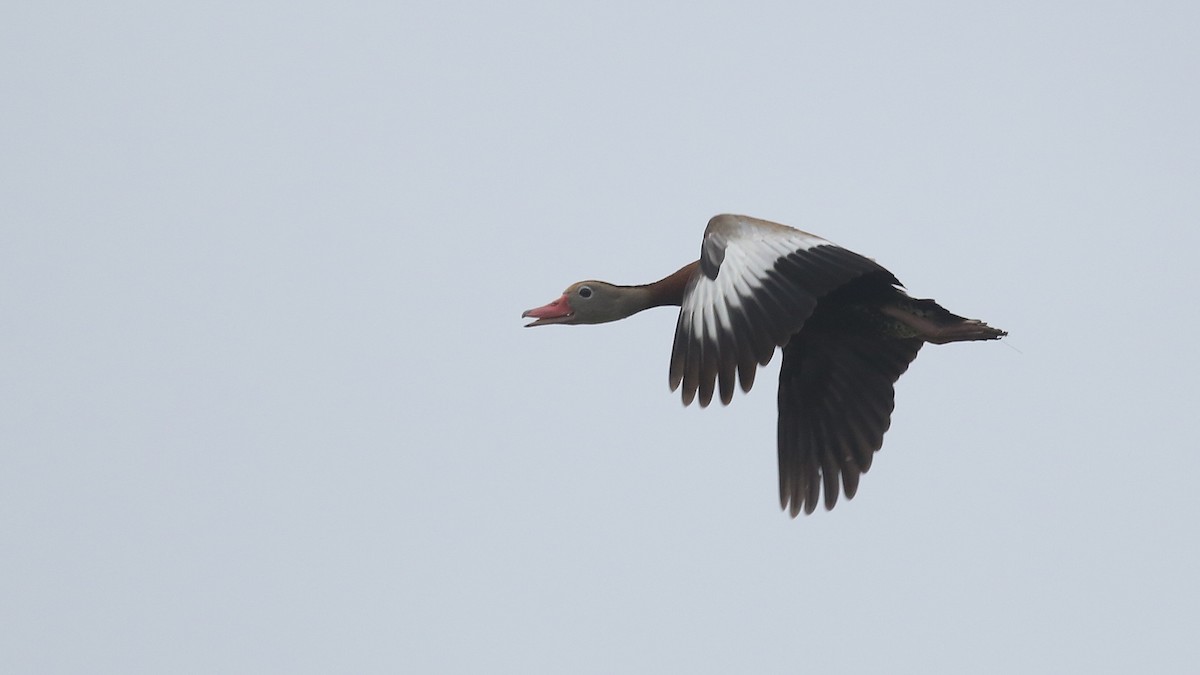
[879,296,1007,345]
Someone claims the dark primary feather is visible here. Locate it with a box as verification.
[776,282,924,516]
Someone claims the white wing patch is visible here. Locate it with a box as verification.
[671,214,872,407]
[686,218,831,341]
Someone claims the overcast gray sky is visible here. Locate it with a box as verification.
[3,1,1198,673]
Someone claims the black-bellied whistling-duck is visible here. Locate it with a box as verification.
[523,214,1005,516]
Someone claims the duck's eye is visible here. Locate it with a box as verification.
[578,286,593,299]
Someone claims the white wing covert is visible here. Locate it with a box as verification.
[668,214,897,407]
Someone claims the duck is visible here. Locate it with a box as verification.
[522,214,1005,516]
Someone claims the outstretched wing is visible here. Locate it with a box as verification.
[669,214,896,407]
[777,329,923,516]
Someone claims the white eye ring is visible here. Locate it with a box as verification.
[578,286,593,299]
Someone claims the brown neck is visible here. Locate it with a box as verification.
[603,261,699,322]
[635,261,699,308]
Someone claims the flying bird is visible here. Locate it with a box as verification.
[522,214,1005,516]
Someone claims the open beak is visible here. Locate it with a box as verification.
[522,294,574,327]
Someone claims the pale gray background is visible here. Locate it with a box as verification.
[3,1,1198,673]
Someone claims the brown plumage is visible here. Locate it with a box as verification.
[523,214,1005,516]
